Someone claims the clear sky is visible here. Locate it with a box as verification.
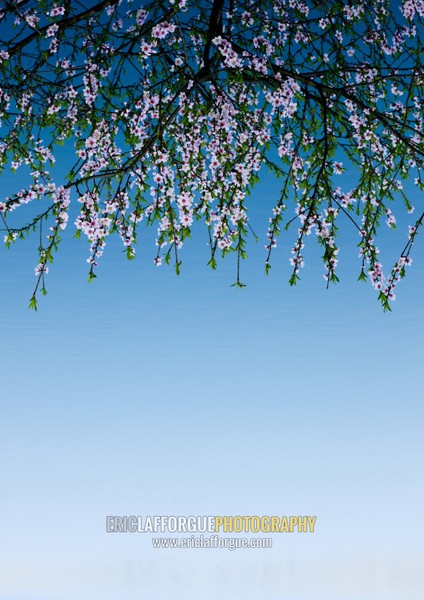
[1,158,423,600]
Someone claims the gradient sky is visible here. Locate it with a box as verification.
[1,152,423,600]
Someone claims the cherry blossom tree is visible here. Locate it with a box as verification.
[0,0,423,309]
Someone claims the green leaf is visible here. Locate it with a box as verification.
[289,273,299,286]
[126,247,135,260]
[357,270,367,283]
[28,296,38,311]
[207,257,217,270]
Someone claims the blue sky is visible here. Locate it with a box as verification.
[1,160,424,600]
[0,1,423,597]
